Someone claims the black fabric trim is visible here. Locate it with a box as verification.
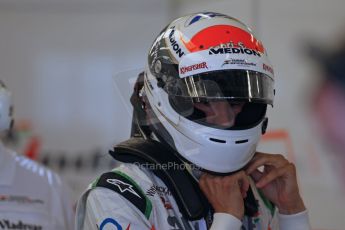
[244,187,259,217]
[95,171,149,218]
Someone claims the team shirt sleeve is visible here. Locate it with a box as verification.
[209,209,311,230]
[58,179,75,230]
[278,210,311,230]
[209,213,242,230]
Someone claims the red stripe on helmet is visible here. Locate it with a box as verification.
[180,25,264,53]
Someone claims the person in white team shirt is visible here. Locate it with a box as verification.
[0,80,74,229]
[76,12,310,229]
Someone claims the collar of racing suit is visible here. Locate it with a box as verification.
[109,137,210,221]
[110,137,259,221]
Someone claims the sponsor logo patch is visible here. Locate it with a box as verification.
[222,59,257,67]
[169,26,185,58]
[0,195,44,205]
[99,218,122,230]
[263,63,274,75]
[0,219,42,230]
[146,185,172,197]
[95,171,153,219]
[209,47,261,57]
[185,12,232,26]
[180,62,208,74]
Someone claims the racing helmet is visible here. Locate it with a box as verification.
[0,80,13,132]
[143,12,275,173]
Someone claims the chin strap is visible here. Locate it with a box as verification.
[109,137,210,221]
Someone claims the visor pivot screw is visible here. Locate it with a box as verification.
[154,60,162,74]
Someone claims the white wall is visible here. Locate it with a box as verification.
[1,1,345,229]
[0,1,171,149]
[0,0,173,201]
[259,1,345,229]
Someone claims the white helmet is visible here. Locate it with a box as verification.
[143,12,275,173]
[0,80,13,132]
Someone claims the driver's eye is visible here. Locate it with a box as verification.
[230,102,245,107]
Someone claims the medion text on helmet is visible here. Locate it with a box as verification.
[209,47,261,57]
[169,26,185,58]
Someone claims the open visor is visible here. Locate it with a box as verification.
[164,69,274,104]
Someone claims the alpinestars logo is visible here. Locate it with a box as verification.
[0,219,42,230]
[209,47,261,57]
[106,179,141,199]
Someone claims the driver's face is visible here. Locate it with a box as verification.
[193,100,245,128]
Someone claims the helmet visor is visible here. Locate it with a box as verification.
[165,69,272,129]
[164,69,274,105]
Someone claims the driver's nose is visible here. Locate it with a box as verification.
[194,100,245,128]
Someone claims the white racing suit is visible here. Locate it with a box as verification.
[0,142,74,230]
[76,163,310,230]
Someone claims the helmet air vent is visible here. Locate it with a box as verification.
[209,138,226,143]
[235,139,249,144]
